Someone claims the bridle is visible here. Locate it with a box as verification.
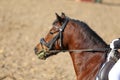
[40,18,69,51]
[37,17,112,60]
[40,17,110,54]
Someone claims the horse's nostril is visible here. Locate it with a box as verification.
[34,47,38,53]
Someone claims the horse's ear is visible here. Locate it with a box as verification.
[55,13,62,22]
[61,12,66,18]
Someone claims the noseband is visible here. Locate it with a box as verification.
[40,18,69,50]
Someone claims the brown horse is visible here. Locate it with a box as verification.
[34,13,109,80]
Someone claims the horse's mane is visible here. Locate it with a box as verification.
[52,17,107,47]
[71,19,107,47]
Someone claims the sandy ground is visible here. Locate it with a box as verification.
[0,0,120,80]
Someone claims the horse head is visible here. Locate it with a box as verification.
[34,13,69,60]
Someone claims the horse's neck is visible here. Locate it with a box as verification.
[69,40,106,80]
[67,33,106,80]
[64,20,107,80]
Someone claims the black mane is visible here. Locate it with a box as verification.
[52,16,107,48]
[72,19,107,48]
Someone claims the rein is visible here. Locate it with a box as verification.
[47,48,110,53]
[37,48,110,60]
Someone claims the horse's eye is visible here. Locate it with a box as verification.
[49,32,54,35]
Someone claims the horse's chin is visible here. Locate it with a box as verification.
[36,50,58,60]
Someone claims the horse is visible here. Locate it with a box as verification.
[34,13,111,80]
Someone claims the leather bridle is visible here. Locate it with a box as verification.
[37,17,110,60]
[40,18,69,50]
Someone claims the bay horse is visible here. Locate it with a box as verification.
[34,13,110,80]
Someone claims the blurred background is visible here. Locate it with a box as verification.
[0,0,120,80]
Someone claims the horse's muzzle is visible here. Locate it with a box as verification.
[34,48,47,60]
[34,47,58,60]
